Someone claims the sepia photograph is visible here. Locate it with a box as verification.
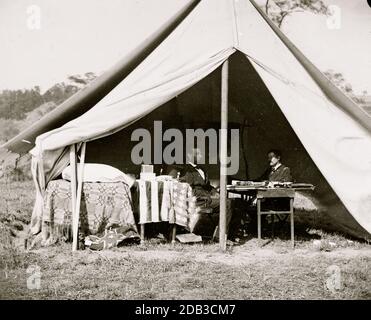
[0,0,370,306]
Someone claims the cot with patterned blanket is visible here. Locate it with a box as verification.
[37,179,139,247]
[36,178,210,248]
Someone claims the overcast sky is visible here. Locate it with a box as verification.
[0,0,370,94]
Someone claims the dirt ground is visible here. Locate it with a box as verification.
[1,238,370,300]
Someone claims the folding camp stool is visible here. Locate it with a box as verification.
[256,189,295,248]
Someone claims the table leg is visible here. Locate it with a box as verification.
[171,224,177,244]
[257,199,261,245]
[271,214,275,239]
[140,224,145,245]
[290,198,294,249]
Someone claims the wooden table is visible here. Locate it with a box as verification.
[227,185,314,248]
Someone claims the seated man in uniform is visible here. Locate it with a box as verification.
[248,149,293,229]
[165,147,237,240]
[257,149,292,183]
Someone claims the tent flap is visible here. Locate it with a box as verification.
[236,0,371,234]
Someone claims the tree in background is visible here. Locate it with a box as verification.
[67,72,97,85]
[0,72,97,142]
[0,72,97,120]
[261,0,330,70]
[0,119,22,145]
[323,70,365,104]
[263,0,328,28]
[0,87,44,120]
[43,72,97,106]
[262,0,368,108]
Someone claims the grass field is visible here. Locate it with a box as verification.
[0,179,370,300]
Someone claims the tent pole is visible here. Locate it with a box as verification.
[219,59,229,252]
[72,142,86,252]
[69,144,77,251]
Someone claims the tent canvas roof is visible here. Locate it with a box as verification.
[1,0,370,238]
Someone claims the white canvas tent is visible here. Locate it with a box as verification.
[2,0,371,243]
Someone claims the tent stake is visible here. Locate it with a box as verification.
[219,59,229,252]
[72,142,86,251]
[69,144,77,251]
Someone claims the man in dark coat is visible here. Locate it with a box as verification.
[164,147,235,240]
[250,149,293,225]
[258,149,292,183]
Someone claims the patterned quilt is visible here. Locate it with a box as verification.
[137,179,200,231]
[39,179,138,247]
